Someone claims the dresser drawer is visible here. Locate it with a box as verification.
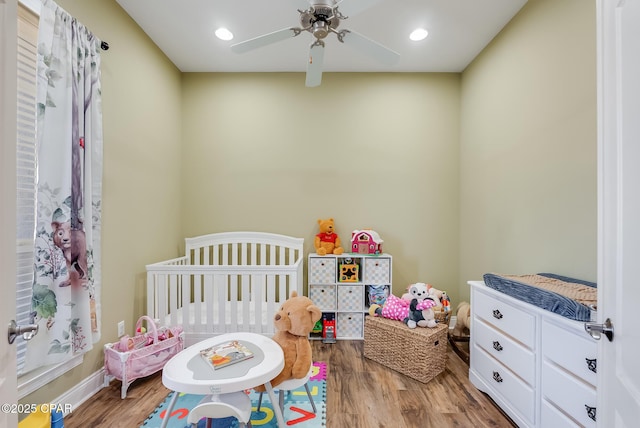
[308,257,336,284]
[541,399,582,428]
[474,318,535,385]
[309,285,336,311]
[473,289,536,348]
[363,258,391,283]
[338,286,364,311]
[542,320,597,386]
[472,343,535,424]
[542,361,597,428]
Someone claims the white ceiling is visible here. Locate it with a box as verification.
[115,0,528,73]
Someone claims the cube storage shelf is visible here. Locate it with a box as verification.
[307,253,392,340]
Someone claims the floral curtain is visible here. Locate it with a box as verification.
[23,0,103,372]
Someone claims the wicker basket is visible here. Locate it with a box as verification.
[363,316,448,383]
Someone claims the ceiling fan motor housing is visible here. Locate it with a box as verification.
[300,5,340,39]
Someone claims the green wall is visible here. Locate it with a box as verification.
[459,0,597,300]
[180,72,461,296]
[20,0,596,407]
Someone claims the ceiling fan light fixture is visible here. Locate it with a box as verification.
[215,27,234,41]
[409,28,429,41]
[312,20,330,39]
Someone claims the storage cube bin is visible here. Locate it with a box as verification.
[337,286,363,311]
[363,258,390,283]
[309,285,337,311]
[337,312,363,338]
[308,258,336,284]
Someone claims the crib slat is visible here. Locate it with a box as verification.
[182,275,191,332]
[222,244,229,266]
[215,274,226,332]
[260,244,266,265]
[266,274,276,335]
[168,274,179,328]
[204,274,214,332]
[253,274,264,334]
[241,274,250,332]
[250,243,257,266]
[230,274,238,330]
[213,244,220,267]
[157,274,168,325]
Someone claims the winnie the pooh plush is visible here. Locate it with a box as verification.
[254,291,322,391]
[314,218,344,256]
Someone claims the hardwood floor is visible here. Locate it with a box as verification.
[63,340,515,428]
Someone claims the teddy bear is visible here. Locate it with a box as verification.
[451,301,471,338]
[314,218,344,256]
[254,291,322,392]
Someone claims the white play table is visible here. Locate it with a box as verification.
[160,332,285,428]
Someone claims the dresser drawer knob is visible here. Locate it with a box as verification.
[492,309,503,319]
[586,357,597,373]
[585,404,596,422]
[492,371,503,383]
[492,341,503,351]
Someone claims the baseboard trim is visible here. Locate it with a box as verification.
[53,368,106,416]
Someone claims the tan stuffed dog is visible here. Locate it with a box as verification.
[255,291,322,392]
[452,301,471,338]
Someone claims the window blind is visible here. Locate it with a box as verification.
[16,4,38,376]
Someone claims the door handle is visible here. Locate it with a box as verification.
[584,318,614,342]
[7,320,39,344]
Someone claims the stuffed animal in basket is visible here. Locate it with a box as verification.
[369,282,441,328]
[402,282,441,328]
[314,218,344,256]
[451,301,471,338]
[254,291,322,392]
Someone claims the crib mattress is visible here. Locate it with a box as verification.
[164,301,271,327]
[482,273,597,322]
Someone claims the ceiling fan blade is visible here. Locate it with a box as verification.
[231,28,298,54]
[305,42,325,87]
[341,29,400,65]
[334,0,385,18]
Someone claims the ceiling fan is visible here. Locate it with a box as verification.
[230,0,400,87]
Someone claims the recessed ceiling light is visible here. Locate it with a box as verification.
[409,28,429,41]
[215,27,234,41]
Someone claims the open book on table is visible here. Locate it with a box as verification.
[199,340,254,371]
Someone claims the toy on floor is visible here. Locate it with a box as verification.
[322,313,336,344]
[451,301,471,338]
[254,291,321,391]
[314,218,344,255]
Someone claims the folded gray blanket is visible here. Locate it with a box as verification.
[483,272,596,322]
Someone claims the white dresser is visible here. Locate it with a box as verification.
[468,280,597,428]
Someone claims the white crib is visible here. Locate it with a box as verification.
[146,232,304,346]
